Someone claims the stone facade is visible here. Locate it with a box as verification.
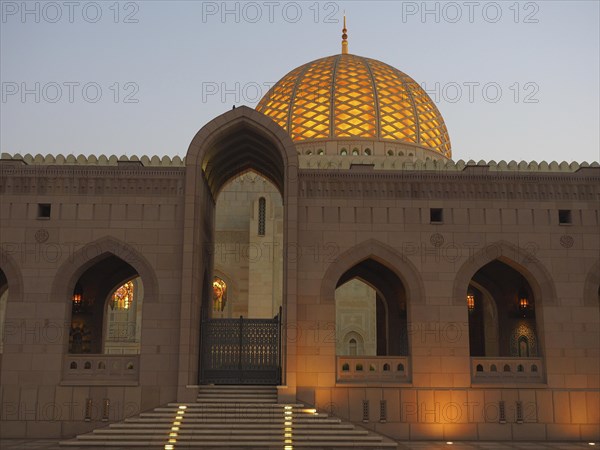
[0,106,598,442]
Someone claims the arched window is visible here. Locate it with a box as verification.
[518,336,530,357]
[69,254,143,355]
[104,277,144,354]
[258,197,266,236]
[349,338,357,356]
[110,281,134,311]
[212,277,227,312]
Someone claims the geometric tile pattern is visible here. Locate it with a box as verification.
[289,56,335,140]
[256,53,452,158]
[333,54,377,138]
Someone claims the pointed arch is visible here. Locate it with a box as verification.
[583,259,600,306]
[181,106,300,389]
[452,240,557,307]
[50,235,159,307]
[320,239,425,306]
[0,247,24,302]
[185,105,299,198]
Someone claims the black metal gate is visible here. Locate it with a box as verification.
[200,308,282,385]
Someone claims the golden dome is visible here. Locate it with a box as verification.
[256,53,451,158]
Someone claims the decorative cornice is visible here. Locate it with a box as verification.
[0,164,185,197]
[1,152,598,201]
[298,167,600,201]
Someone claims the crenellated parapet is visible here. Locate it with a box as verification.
[297,155,599,173]
[1,152,598,173]
[0,153,186,167]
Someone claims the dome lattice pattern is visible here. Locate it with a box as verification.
[256,54,451,157]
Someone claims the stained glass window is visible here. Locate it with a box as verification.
[213,277,227,312]
[111,281,134,310]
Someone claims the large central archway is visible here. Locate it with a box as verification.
[179,107,299,391]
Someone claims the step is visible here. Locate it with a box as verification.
[197,393,277,398]
[61,440,397,447]
[79,433,382,441]
[197,394,277,401]
[168,402,305,408]
[198,386,277,392]
[198,398,277,405]
[155,407,309,413]
[124,418,342,425]
[94,428,369,436]
[60,384,398,449]
[140,411,328,418]
[109,422,356,430]
[93,427,369,438]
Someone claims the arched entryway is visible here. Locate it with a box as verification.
[181,106,299,387]
[453,241,555,381]
[466,260,538,358]
[334,259,409,357]
[67,254,144,355]
[321,240,424,382]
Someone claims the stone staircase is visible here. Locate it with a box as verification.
[60,385,397,448]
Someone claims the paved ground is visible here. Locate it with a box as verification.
[0,440,596,449]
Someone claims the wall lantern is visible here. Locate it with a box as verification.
[518,288,530,316]
[72,283,83,309]
[467,293,475,312]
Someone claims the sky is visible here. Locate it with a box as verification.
[1,0,599,163]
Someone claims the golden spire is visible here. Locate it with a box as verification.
[341,15,348,54]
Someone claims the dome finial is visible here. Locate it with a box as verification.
[341,14,348,54]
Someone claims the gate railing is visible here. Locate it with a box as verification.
[200,307,282,385]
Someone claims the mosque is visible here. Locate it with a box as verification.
[0,20,598,446]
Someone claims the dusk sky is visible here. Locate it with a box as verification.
[1,1,599,163]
